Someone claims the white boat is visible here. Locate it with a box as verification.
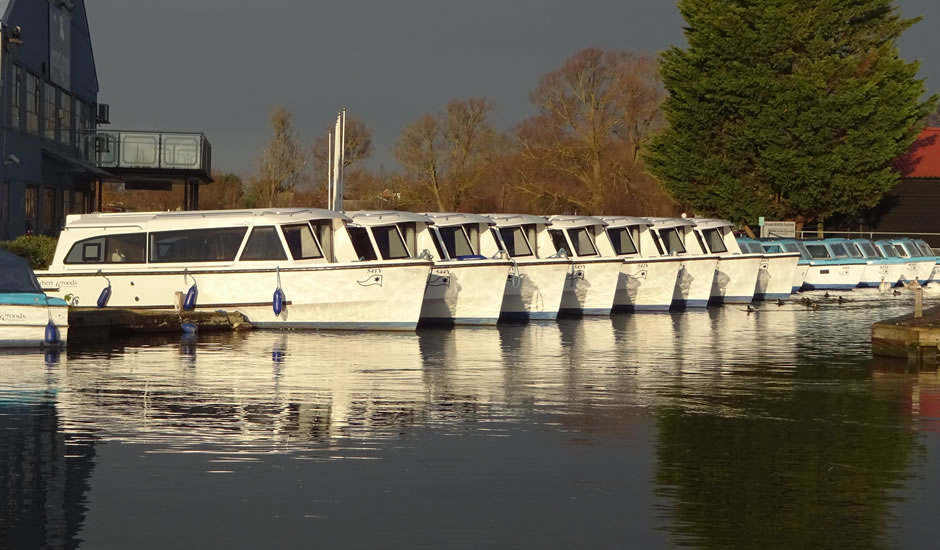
[37,209,432,331]
[350,211,511,326]
[876,239,937,284]
[544,216,624,316]
[758,241,810,293]
[646,217,720,308]
[737,238,802,300]
[484,214,571,320]
[689,219,762,304]
[599,216,682,311]
[0,249,68,348]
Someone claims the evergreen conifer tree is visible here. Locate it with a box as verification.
[646,0,937,229]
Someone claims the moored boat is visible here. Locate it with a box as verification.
[599,216,682,311]
[689,219,762,304]
[646,217,720,308]
[793,239,867,290]
[484,214,571,321]
[840,238,907,288]
[544,215,624,316]
[0,248,68,348]
[37,209,432,331]
[737,238,801,301]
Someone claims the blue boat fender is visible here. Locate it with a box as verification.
[273,288,285,316]
[97,285,112,308]
[181,322,198,334]
[44,319,59,345]
[183,284,198,311]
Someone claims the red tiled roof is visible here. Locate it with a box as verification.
[894,127,940,179]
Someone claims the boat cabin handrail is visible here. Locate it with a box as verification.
[63,208,351,231]
[484,213,551,227]
[546,215,608,229]
[689,218,734,230]
[421,212,496,227]
[599,216,653,229]
[346,211,434,226]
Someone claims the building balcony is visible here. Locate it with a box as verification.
[92,130,212,181]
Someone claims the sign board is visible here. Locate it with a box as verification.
[49,3,71,89]
[760,221,797,238]
[758,216,765,227]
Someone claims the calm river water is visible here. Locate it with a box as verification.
[2,290,940,549]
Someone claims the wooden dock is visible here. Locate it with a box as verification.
[871,302,940,366]
[68,308,250,344]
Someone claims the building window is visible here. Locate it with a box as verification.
[11,66,22,130]
[26,73,39,134]
[44,83,57,141]
[24,185,38,234]
[0,181,8,240]
[60,92,72,146]
[43,187,56,235]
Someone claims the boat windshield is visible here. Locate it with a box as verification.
[438,226,475,258]
[828,243,850,259]
[347,226,378,261]
[762,243,783,253]
[239,227,288,261]
[371,225,411,260]
[607,227,638,256]
[282,223,323,260]
[498,227,533,258]
[701,228,728,253]
[658,228,687,255]
[566,228,598,257]
[893,244,909,258]
[877,243,900,258]
[805,244,831,260]
[548,229,569,256]
[843,243,863,259]
[916,240,935,256]
[858,242,879,258]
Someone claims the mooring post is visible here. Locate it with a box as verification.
[915,287,924,318]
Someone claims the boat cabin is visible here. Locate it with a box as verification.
[599,216,664,258]
[484,214,557,260]
[345,211,434,262]
[46,208,355,270]
[646,217,711,257]
[689,218,745,255]
[421,212,497,261]
[545,215,614,259]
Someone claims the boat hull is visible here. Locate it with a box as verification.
[38,262,431,331]
[792,264,809,293]
[857,262,906,288]
[419,260,511,325]
[710,255,762,304]
[558,258,621,316]
[0,295,69,348]
[802,263,866,290]
[672,256,719,308]
[499,259,569,321]
[614,257,682,312]
[754,254,800,301]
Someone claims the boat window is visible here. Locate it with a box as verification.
[693,230,707,253]
[438,226,475,258]
[548,229,569,256]
[371,225,410,260]
[566,228,598,257]
[877,243,899,258]
[240,227,288,261]
[282,223,323,260]
[64,233,146,264]
[702,228,727,253]
[429,227,449,260]
[312,220,333,261]
[490,227,509,254]
[859,242,878,258]
[398,222,417,256]
[781,243,800,254]
[916,240,934,256]
[762,243,781,253]
[893,244,909,258]
[828,243,849,259]
[463,223,480,252]
[902,242,921,257]
[649,230,665,255]
[805,244,831,259]
[607,227,638,256]
[658,228,686,254]
[749,243,766,254]
[498,227,533,257]
[347,226,378,261]
[150,227,247,263]
[844,243,863,259]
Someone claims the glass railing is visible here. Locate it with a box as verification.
[92,130,211,174]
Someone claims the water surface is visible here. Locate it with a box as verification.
[2,289,940,549]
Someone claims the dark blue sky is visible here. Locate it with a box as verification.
[90,0,940,176]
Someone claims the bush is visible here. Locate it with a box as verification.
[0,235,58,270]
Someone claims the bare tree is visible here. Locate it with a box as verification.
[395,114,445,210]
[251,106,306,208]
[513,48,671,215]
[312,117,374,188]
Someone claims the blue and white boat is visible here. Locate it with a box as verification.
[757,240,809,293]
[842,238,907,288]
[0,249,68,348]
[796,240,867,290]
[737,238,801,300]
[874,239,935,284]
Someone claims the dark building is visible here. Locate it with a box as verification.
[870,127,940,246]
[0,0,211,242]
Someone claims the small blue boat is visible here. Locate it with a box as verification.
[0,249,68,348]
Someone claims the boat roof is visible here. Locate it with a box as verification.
[484,213,551,227]
[63,208,351,231]
[421,212,496,227]
[546,215,609,228]
[646,216,696,229]
[347,210,434,225]
[0,249,43,294]
[689,218,734,230]
[598,216,653,229]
